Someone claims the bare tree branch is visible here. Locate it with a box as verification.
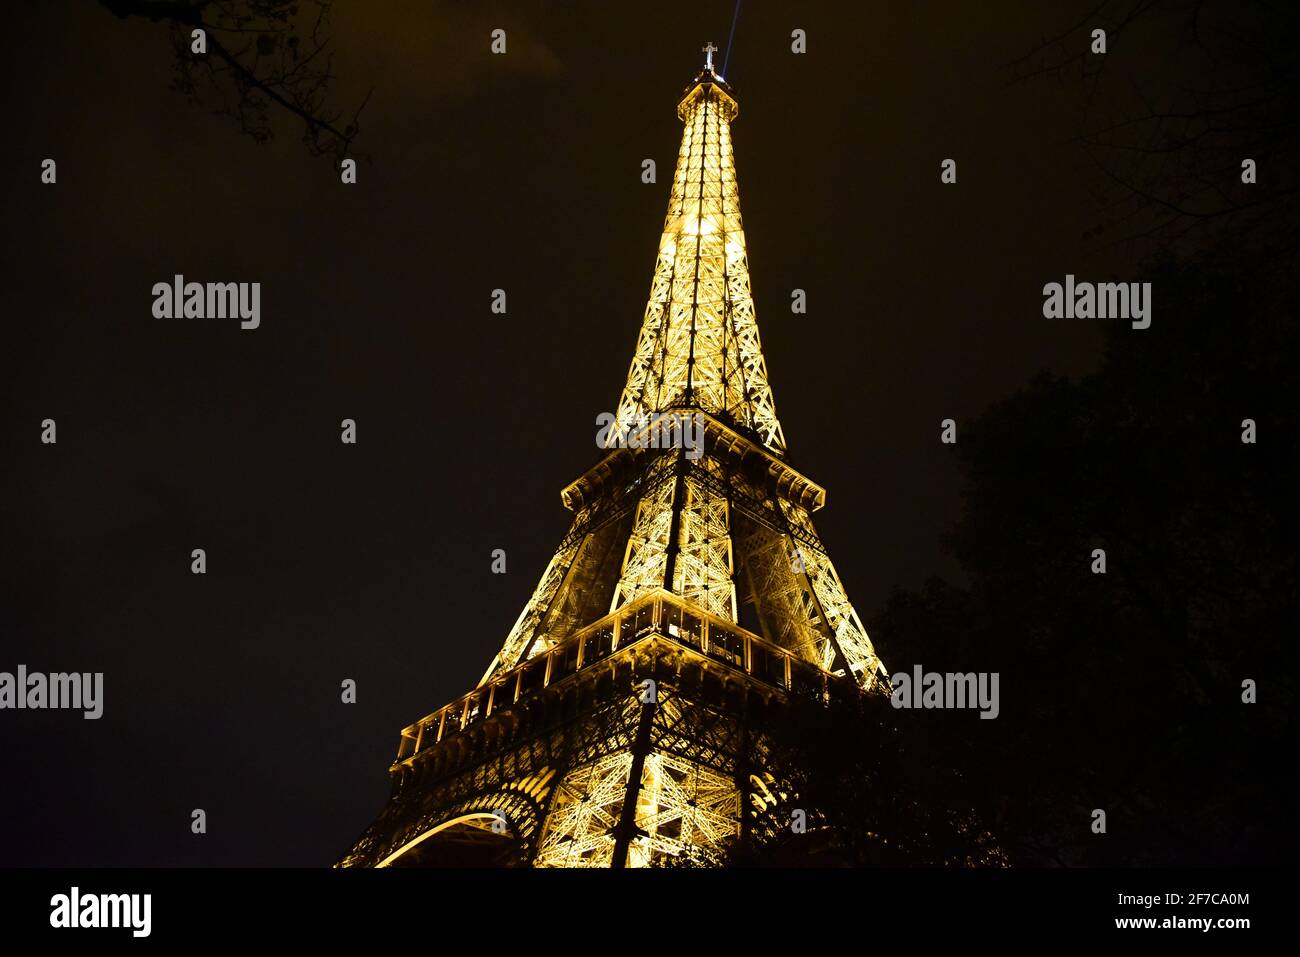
[1011,0,1300,254]
[100,0,370,161]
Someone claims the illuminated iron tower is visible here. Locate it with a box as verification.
[340,47,888,868]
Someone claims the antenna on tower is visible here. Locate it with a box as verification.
[702,40,718,73]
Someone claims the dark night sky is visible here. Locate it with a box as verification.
[2,1,1148,865]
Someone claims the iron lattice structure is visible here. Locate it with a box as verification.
[339,59,888,869]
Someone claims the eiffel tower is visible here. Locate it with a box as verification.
[339,46,888,869]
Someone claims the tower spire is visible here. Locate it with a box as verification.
[611,42,784,454]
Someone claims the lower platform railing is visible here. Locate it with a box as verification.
[394,589,846,763]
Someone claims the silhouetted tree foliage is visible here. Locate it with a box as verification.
[728,687,1008,867]
[868,240,1297,865]
[646,677,1007,868]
